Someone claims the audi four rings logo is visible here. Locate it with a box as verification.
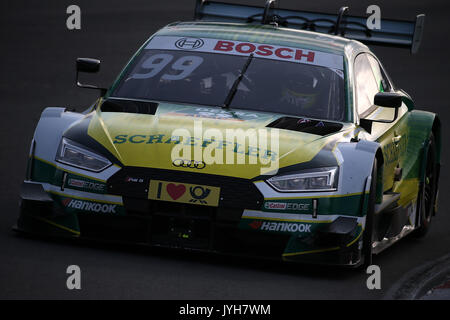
[175,38,204,50]
[172,159,206,169]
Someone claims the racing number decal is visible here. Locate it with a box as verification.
[148,180,220,206]
[127,54,204,81]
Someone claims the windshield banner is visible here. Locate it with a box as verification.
[145,36,344,70]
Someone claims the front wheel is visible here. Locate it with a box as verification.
[413,133,438,238]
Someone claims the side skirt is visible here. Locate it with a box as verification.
[372,225,415,255]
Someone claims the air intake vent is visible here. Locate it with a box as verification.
[267,117,343,136]
[100,98,158,115]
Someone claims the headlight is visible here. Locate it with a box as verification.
[56,137,112,172]
[267,167,338,192]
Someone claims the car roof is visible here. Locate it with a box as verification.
[154,21,368,57]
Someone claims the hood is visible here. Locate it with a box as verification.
[85,101,350,179]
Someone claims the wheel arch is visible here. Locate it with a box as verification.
[337,139,383,211]
[408,110,440,218]
[412,111,440,174]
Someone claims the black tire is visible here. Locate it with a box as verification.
[362,158,377,267]
[413,133,438,238]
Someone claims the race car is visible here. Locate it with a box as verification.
[16,0,441,267]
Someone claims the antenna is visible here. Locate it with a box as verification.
[335,6,349,36]
[262,0,276,24]
[194,0,206,20]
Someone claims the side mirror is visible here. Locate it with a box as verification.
[77,58,100,73]
[360,92,403,134]
[76,58,107,95]
[374,92,402,109]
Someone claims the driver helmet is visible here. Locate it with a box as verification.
[280,71,319,109]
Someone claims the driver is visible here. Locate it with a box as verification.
[279,70,319,112]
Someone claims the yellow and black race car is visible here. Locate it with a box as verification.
[16,1,440,267]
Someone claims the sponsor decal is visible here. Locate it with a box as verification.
[383,134,407,165]
[264,202,287,210]
[263,201,311,212]
[172,158,206,169]
[189,186,210,204]
[67,178,106,192]
[112,133,278,162]
[145,36,344,70]
[63,198,117,214]
[125,176,145,183]
[175,37,205,50]
[213,40,315,62]
[148,180,220,206]
[255,221,312,233]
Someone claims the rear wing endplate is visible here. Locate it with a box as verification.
[194,0,425,54]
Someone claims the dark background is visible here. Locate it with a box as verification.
[0,0,449,299]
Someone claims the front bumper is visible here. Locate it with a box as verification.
[17,181,364,267]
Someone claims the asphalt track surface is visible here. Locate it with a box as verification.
[0,0,450,299]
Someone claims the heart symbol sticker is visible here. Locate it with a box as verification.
[166,183,186,200]
[249,221,263,230]
[62,198,71,207]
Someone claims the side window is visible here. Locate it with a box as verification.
[367,55,390,92]
[354,54,379,116]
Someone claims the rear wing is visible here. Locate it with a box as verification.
[194,0,425,54]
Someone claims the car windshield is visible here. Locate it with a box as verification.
[111,36,346,121]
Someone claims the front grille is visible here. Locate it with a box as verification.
[77,214,149,243]
[107,167,263,210]
[77,211,289,257]
[99,167,277,254]
[123,196,245,226]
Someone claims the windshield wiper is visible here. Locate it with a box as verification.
[222,53,254,109]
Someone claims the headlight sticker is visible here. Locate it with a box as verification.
[56,138,112,172]
[266,167,338,192]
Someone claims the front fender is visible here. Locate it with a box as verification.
[31,107,86,165]
[26,107,86,184]
[336,139,380,216]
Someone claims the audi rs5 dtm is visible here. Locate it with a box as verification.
[16,1,440,267]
